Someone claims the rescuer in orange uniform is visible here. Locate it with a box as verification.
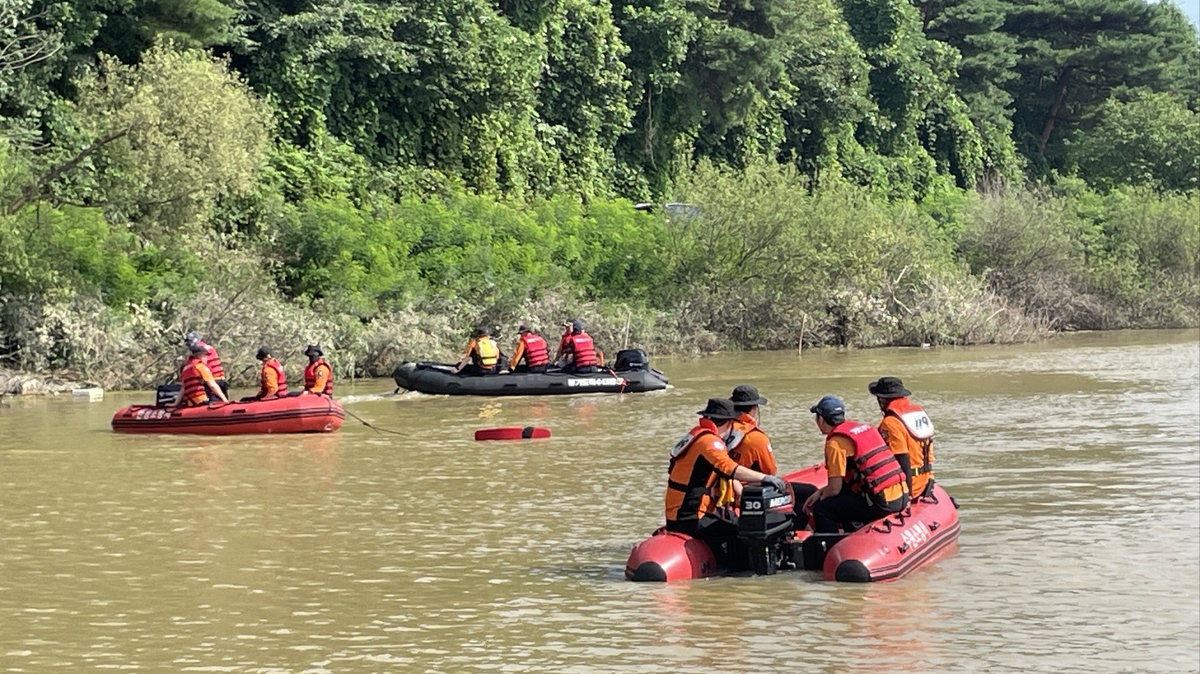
[180,342,228,406]
[510,324,551,373]
[802,395,909,534]
[453,327,501,375]
[184,331,227,399]
[302,344,334,396]
[561,320,604,374]
[727,385,777,475]
[666,397,787,551]
[713,384,778,509]
[723,384,821,520]
[869,376,936,497]
[252,347,288,399]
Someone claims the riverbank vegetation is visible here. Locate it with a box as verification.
[0,0,1196,388]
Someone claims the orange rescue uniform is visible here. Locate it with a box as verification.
[258,358,288,398]
[196,340,226,381]
[511,332,550,368]
[305,359,333,395]
[181,357,216,406]
[665,418,741,522]
[728,413,777,475]
[878,397,935,496]
[463,337,500,369]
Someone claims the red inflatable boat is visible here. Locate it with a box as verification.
[112,395,345,435]
[822,482,960,582]
[625,464,959,583]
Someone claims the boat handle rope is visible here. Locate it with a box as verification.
[605,367,627,393]
[342,408,408,436]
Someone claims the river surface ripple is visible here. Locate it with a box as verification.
[1,329,1197,673]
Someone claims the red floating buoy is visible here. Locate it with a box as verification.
[474,426,552,441]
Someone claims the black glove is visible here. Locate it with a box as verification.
[762,475,787,492]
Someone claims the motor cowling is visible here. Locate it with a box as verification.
[737,483,794,541]
[613,348,649,372]
[737,483,795,576]
[156,384,181,408]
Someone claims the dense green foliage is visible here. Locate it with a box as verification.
[0,0,1196,387]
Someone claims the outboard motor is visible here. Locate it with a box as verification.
[155,384,181,407]
[737,483,795,575]
[613,348,649,372]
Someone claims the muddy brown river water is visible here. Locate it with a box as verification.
[1,329,1197,672]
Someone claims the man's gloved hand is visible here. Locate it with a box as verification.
[762,475,787,492]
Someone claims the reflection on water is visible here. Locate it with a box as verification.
[1,329,1197,672]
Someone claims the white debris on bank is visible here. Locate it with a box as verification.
[0,371,99,397]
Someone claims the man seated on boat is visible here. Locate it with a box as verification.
[180,341,228,406]
[667,398,788,563]
[302,344,334,395]
[250,347,288,400]
[452,327,501,376]
[184,331,228,398]
[560,320,604,374]
[509,324,550,373]
[869,376,935,498]
[802,396,909,533]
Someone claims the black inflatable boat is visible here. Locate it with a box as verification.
[392,349,669,396]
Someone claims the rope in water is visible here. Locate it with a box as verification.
[342,408,408,436]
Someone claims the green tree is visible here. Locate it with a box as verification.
[840,0,985,195]
[1071,91,1200,192]
[35,0,236,64]
[534,0,631,196]
[912,0,1021,178]
[1001,0,1200,175]
[7,43,272,227]
[236,0,555,196]
[775,0,872,182]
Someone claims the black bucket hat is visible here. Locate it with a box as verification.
[304,344,323,357]
[868,376,911,399]
[730,384,767,408]
[255,346,271,360]
[696,398,739,421]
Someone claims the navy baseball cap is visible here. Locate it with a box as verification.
[809,395,845,422]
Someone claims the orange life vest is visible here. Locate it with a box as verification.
[830,420,906,501]
[181,357,211,406]
[260,358,288,397]
[567,333,597,367]
[882,397,935,486]
[665,419,736,521]
[519,333,550,366]
[304,359,333,395]
[197,341,225,380]
[727,419,776,475]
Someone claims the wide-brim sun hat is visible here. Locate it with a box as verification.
[868,376,911,399]
[730,384,768,407]
[696,397,740,421]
